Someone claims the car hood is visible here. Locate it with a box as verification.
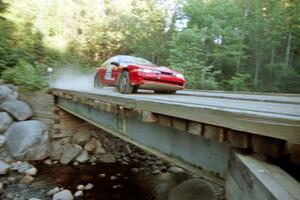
[142,65,175,74]
[156,66,174,73]
[121,62,175,73]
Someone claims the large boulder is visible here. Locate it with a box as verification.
[0,85,11,96]
[5,120,50,161]
[168,178,217,200]
[0,85,17,103]
[0,112,13,132]
[50,141,64,160]
[0,85,12,100]
[72,130,91,145]
[4,84,18,94]
[0,100,33,121]
[60,144,82,165]
[75,150,89,163]
[84,138,106,154]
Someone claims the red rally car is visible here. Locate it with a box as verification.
[94,55,186,94]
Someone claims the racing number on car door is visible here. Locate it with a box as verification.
[105,65,114,80]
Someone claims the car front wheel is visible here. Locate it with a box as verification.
[118,71,134,94]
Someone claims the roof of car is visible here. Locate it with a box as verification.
[114,55,153,64]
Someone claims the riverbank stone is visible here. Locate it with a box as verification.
[6,120,50,161]
[0,85,15,103]
[99,153,116,163]
[168,178,217,200]
[0,160,9,175]
[0,112,13,132]
[53,189,74,200]
[0,100,33,121]
[0,135,6,148]
[60,144,82,165]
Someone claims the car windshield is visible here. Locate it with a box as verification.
[119,56,153,65]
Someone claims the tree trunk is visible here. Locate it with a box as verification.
[270,46,275,64]
[151,52,155,64]
[236,45,242,73]
[285,31,292,67]
[236,1,250,73]
[254,41,263,87]
[254,58,260,87]
[269,46,275,82]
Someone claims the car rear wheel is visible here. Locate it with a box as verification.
[118,71,134,94]
[94,74,102,89]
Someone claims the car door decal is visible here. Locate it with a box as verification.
[105,65,115,80]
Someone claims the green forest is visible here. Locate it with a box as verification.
[0,0,299,92]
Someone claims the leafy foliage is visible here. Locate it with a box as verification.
[2,60,47,90]
[226,73,251,91]
[179,0,300,93]
[0,0,299,93]
[168,26,220,89]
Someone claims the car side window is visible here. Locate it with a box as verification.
[103,56,120,67]
[103,58,113,68]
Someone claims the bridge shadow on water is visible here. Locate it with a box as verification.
[37,161,154,200]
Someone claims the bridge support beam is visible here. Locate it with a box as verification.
[56,97,228,183]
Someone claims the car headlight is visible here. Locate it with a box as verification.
[175,73,184,79]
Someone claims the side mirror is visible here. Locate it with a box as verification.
[111,61,119,67]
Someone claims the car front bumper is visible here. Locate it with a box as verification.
[138,80,184,91]
[129,70,186,91]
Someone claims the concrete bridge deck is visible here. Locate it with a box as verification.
[51,87,300,143]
